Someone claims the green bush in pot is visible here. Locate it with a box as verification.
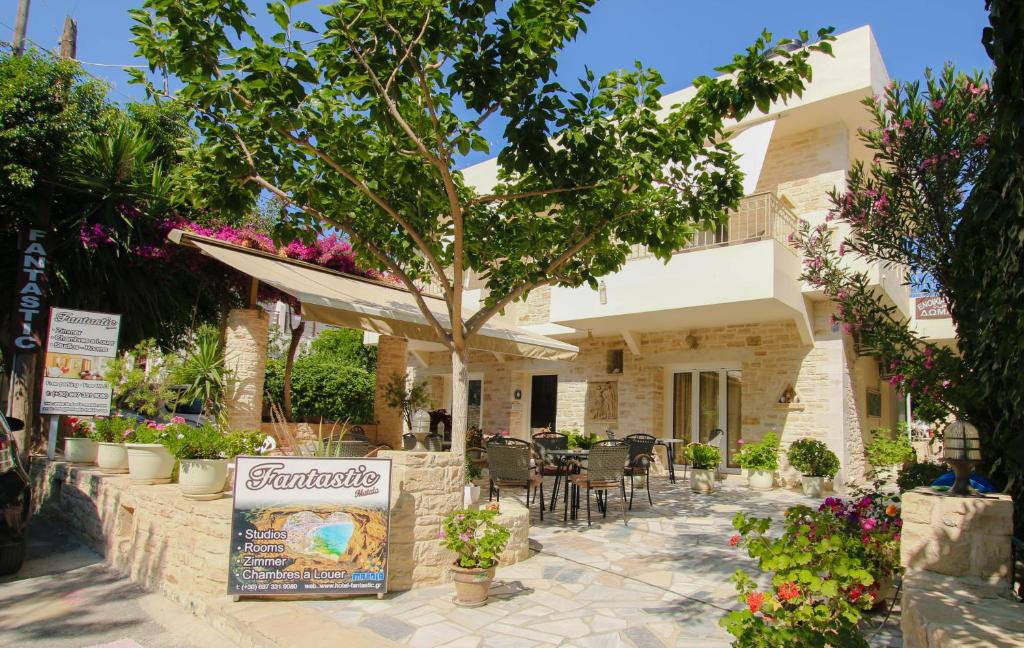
[442,508,510,607]
[735,432,780,471]
[685,442,722,469]
[787,439,839,478]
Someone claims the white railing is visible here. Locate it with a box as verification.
[626,192,799,261]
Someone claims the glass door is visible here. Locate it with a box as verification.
[670,368,743,468]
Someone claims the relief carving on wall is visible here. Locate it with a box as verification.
[587,381,618,421]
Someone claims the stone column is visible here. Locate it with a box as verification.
[222,308,269,431]
[374,335,408,448]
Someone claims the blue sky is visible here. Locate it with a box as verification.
[7,0,992,167]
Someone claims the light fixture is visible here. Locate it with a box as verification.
[942,420,981,496]
[599,281,608,305]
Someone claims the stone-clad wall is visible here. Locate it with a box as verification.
[223,308,269,431]
[373,335,409,448]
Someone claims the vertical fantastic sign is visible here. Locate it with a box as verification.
[12,228,49,351]
[39,308,121,416]
[228,456,392,597]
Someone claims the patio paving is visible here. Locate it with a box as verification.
[293,477,903,647]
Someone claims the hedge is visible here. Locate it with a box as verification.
[264,357,375,424]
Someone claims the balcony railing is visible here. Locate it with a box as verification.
[626,192,799,261]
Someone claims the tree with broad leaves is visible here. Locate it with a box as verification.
[129,0,833,454]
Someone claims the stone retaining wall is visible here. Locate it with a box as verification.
[30,453,531,612]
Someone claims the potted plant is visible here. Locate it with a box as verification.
[174,422,228,500]
[125,419,179,485]
[64,417,98,464]
[685,443,721,493]
[464,455,483,506]
[440,508,510,607]
[735,432,780,491]
[864,427,914,483]
[222,429,268,493]
[566,429,599,450]
[92,415,135,473]
[787,439,839,497]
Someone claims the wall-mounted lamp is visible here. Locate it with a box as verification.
[598,281,607,305]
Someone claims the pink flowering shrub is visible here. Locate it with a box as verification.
[792,66,993,427]
[439,508,510,569]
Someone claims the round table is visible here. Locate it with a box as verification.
[546,449,589,521]
[656,438,688,484]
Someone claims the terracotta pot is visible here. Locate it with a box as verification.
[96,442,128,473]
[690,468,716,493]
[64,438,97,464]
[801,475,825,498]
[450,563,496,607]
[747,469,774,491]
[179,458,228,500]
[125,443,175,485]
[463,484,481,507]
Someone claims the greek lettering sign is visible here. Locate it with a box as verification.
[39,308,121,416]
[228,456,392,597]
[915,295,950,320]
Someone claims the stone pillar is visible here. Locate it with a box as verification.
[900,488,1014,584]
[373,335,408,449]
[222,308,269,431]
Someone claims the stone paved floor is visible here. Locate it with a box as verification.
[295,477,903,647]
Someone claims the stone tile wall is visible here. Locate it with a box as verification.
[223,308,269,431]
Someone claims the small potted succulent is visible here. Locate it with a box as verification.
[685,443,721,493]
[125,419,180,485]
[787,438,839,497]
[864,427,914,483]
[92,415,135,473]
[735,432,780,491]
[63,417,98,464]
[464,455,483,506]
[175,422,229,500]
[441,508,510,607]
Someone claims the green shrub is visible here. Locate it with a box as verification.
[686,442,721,469]
[897,460,950,492]
[865,428,915,466]
[91,416,135,442]
[787,439,839,478]
[173,422,224,460]
[735,432,780,471]
[465,455,483,483]
[308,328,377,372]
[441,509,510,569]
[565,429,599,449]
[265,357,375,423]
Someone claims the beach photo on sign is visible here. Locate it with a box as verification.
[228,456,391,596]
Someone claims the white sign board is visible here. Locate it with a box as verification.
[40,307,121,416]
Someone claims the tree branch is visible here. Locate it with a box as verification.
[469,183,603,205]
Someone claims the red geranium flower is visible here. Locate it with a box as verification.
[777,581,800,601]
[729,534,741,547]
[848,585,863,602]
[747,591,766,613]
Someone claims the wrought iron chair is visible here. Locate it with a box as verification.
[533,431,570,511]
[569,444,629,526]
[487,443,545,520]
[347,425,368,442]
[401,433,416,450]
[623,433,657,509]
[322,440,370,458]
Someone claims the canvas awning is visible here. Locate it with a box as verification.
[167,229,578,361]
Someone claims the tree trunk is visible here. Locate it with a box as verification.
[449,347,469,455]
[282,319,305,421]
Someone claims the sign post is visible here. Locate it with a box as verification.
[39,307,121,457]
[228,456,392,598]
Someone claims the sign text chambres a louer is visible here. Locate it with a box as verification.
[39,307,121,416]
[228,456,392,597]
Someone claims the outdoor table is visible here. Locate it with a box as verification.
[656,438,688,484]
[546,448,589,521]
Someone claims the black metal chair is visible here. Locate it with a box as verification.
[322,440,370,458]
[487,443,544,520]
[347,425,368,442]
[623,433,657,509]
[569,444,629,526]
[533,431,570,511]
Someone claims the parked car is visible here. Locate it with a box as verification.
[0,412,30,575]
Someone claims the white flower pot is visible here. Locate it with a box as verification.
[690,468,716,493]
[126,443,175,485]
[463,483,481,507]
[96,442,129,473]
[64,438,97,464]
[801,475,825,498]
[747,469,775,491]
[179,459,228,500]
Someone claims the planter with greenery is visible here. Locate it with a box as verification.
[787,439,840,497]
[722,493,902,646]
[864,427,915,482]
[565,429,599,450]
[91,415,136,473]
[125,421,179,485]
[174,422,228,500]
[64,417,98,464]
[735,432,780,491]
[441,509,510,607]
[464,455,483,507]
[686,443,722,493]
